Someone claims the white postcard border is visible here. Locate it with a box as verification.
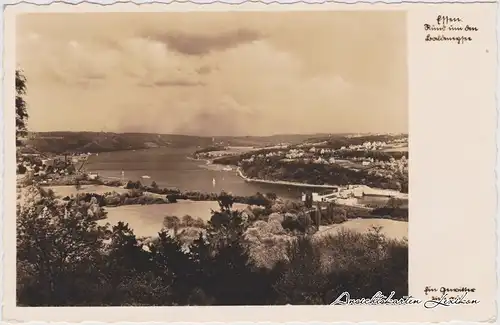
[1,1,498,323]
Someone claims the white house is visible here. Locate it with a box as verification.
[41,158,55,167]
[302,189,340,203]
[88,172,99,180]
[314,157,327,164]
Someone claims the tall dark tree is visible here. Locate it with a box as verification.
[16,69,29,146]
[16,196,110,305]
[274,236,327,304]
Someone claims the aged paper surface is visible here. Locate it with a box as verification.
[1,1,497,323]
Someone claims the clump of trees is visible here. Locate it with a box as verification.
[335,150,408,162]
[239,159,406,192]
[368,197,408,221]
[322,203,348,225]
[281,212,315,233]
[125,180,144,190]
[16,70,28,147]
[123,180,275,208]
[17,187,408,306]
[18,164,27,174]
[60,186,277,211]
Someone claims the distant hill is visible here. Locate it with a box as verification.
[25,131,362,154]
[214,134,332,147]
[26,132,214,153]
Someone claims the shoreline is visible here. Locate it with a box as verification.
[186,156,211,165]
[236,167,408,199]
[236,167,341,189]
[85,153,407,199]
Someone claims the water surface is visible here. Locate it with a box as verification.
[86,147,406,205]
[86,147,313,199]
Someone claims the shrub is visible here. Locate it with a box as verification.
[18,164,27,174]
[17,186,408,306]
[268,213,284,223]
[125,180,143,190]
[166,194,178,203]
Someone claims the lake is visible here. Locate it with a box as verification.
[84,148,407,239]
[100,201,248,238]
[85,147,402,205]
[86,147,319,200]
[100,205,407,240]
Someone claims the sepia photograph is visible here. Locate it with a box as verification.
[14,10,410,306]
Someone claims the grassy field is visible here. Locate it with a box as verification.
[315,218,408,241]
[382,146,408,152]
[44,185,169,199]
[45,185,130,197]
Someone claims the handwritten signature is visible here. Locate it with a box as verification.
[331,291,421,306]
[329,290,480,309]
[424,292,480,309]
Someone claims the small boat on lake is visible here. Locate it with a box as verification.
[141,175,151,179]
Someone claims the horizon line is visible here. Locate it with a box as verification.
[27,130,409,137]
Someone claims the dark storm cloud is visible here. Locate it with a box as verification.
[147,29,262,55]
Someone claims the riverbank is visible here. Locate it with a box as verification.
[237,167,340,189]
[237,167,409,200]
[186,156,211,165]
[44,184,130,197]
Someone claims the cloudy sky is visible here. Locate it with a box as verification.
[17,11,407,136]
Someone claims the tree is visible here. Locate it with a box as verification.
[320,228,408,301]
[181,215,194,227]
[274,236,327,304]
[163,215,181,236]
[151,181,159,190]
[75,180,82,191]
[149,230,193,304]
[104,222,152,302]
[16,69,29,146]
[166,194,178,203]
[387,197,404,209]
[66,164,76,175]
[217,191,234,212]
[125,180,142,190]
[266,192,277,200]
[17,194,109,305]
[17,164,27,174]
[304,192,313,209]
[203,238,262,305]
[324,203,347,224]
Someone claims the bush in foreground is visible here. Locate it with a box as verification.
[17,190,408,306]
